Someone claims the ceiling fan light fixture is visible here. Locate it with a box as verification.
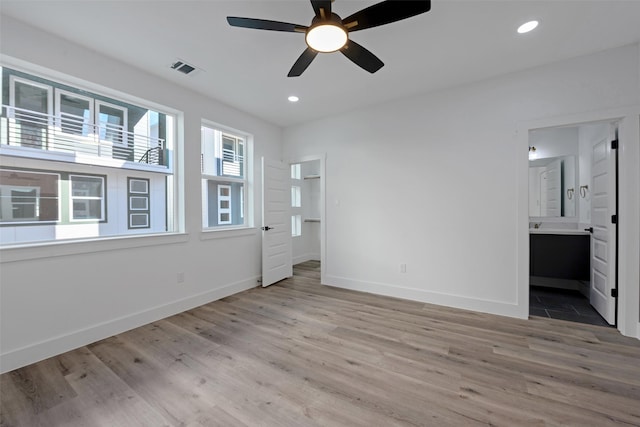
[517,20,539,34]
[305,23,347,53]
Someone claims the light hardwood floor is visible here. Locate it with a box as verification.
[2,260,640,426]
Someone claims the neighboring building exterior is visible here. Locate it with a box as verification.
[0,66,175,244]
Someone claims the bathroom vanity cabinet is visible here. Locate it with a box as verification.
[529,232,590,281]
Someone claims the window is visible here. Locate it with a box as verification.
[0,169,59,223]
[291,163,302,237]
[218,184,232,224]
[0,65,178,245]
[201,124,248,228]
[9,76,53,149]
[69,175,105,221]
[55,89,92,136]
[291,163,301,180]
[291,185,301,208]
[291,214,301,237]
[128,178,150,229]
[96,101,127,145]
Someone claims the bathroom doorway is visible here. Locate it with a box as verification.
[528,120,618,327]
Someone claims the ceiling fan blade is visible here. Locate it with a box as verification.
[340,40,384,73]
[342,0,431,32]
[227,17,307,33]
[288,48,319,77]
[310,0,332,19]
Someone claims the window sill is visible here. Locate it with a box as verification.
[200,227,258,241]
[0,232,190,263]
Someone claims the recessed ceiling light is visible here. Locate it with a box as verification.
[517,20,539,34]
[288,95,299,103]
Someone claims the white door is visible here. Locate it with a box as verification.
[589,129,617,325]
[261,158,292,287]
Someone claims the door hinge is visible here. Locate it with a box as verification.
[611,139,618,149]
[611,214,617,224]
[611,288,618,298]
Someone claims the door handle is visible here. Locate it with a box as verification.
[261,226,273,231]
[584,227,593,233]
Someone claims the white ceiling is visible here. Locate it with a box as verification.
[2,1,640,127]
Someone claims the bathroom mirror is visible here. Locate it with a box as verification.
[529,155,576,217]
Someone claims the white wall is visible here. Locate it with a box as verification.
[283,44,640,328]
[0,17,283,372]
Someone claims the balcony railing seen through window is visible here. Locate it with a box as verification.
[1,105,166,167]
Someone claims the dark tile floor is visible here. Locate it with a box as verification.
[529,286,611,327]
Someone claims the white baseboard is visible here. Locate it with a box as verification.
[324,275,526,319]
[293,253,320,265]
[0,276,258,374]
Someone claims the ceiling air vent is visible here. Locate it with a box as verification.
[171,60,196,75]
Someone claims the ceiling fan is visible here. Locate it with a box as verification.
[227,0,431,77]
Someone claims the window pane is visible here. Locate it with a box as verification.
[59,93,91,136]
[291,186,301,207]
[201,127,245,178]
[201,124,248,229]
[72,176,103,197]
[11,189,37,218]
[291,164,301,180]
[98,104,126,144]
[13,80,50,149]
[15,81,49,114]
[0,169,59,223]
[203,180,244,227]
[73,199,102,219]
[130,213,149,227]
[291,214,301,237]
[1,67,175,244]
[129,179,148,194]
[130,196,148,210]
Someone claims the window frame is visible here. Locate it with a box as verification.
[68,174,106,222]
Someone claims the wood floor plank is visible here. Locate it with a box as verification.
[2,261,639,426]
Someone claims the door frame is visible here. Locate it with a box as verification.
[288,154,326,285]
[516,107,640,339]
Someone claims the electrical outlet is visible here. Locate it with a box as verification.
[177,272,185,283]
[400,264,407,273]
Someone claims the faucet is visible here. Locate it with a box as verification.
[531,222,542,229]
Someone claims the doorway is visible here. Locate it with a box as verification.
[527,120,618,327]
[290,156,325,282]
